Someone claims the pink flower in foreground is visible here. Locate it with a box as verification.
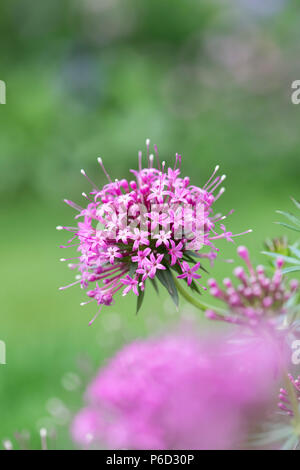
[206,246,298,330]
[59,140,251,323]
[72,333,281,450]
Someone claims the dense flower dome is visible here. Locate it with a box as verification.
[59,141,251,323]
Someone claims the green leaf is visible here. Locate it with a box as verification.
[189,279,201,295]
[275,222,300,233]
[150,277,159,294]
[136,288,145,314]
[289,244,300,259]
[182,252,209,273]
[291,197,300,210]
[276,210,300,228]
[261,251,300,265]
[280,434,300,450]
[169,263,181,275]
[185,250,202,258]
[156,268,179,307]
[281,266,300,274]
[129,263,137,278]
[182,254,197,264]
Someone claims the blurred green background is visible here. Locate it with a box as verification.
[1,0,300,449]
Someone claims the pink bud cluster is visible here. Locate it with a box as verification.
[278,374,300,417]
[206,246,298,328]
[59,141,250,323]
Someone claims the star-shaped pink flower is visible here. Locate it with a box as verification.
[177,261,202,286]
[143,253,166,279]
[168,240,183,266]
[153,230,172,248]
[120,275,139,296]
[131,228,150,250]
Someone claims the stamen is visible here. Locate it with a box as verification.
[214,187,225,201]
[203,165,220,189]
[97,157,112,183]
[153,144,161,170]
[81,169,99,191]
[59,244,78,249]
[56,225,78,232]
[82,192,93,202]
[64,199,83,212]
[209,175,226,194]
[174,153,178,170]
[206,176,219,191]
[146,138,150,159]
[89,306,103,326]
[138,151,142,172]
[149,154,154,169]
[59,279,81,290]
[177,154,182,170]
[80,299,94,306]
[232,229,252,237]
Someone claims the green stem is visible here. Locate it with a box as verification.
[173,275,226,314]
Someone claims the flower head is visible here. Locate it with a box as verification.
[206,246,299,329]
[59,141,250,323]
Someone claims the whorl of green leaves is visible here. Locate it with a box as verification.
[263,198,300,275]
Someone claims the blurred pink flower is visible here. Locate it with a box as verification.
[72,333,281,450]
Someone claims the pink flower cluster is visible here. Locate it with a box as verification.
[278,374,300,417]
[59,141,250,323]
[206,246,298,329]
[72,333,280,450]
